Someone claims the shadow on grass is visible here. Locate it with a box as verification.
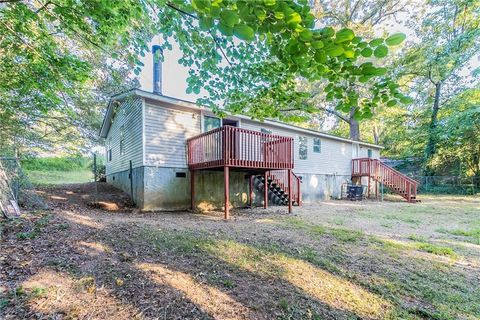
[2,203,480,319]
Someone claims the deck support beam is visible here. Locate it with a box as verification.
[288,169,292,214]
[264,171,268,209]
[190,170,195,210]
[224,166,230,219]
[249,175,253,208]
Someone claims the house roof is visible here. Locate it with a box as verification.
[99,88,384,149]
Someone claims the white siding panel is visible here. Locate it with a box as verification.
[105,97,143,174]
[145,103,201,168]
[241,120,374,175]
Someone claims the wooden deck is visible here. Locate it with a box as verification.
[187,126,294,170]
[187,126,299,218]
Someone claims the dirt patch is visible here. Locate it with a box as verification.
[33,182,134,212]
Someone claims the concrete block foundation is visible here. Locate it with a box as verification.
[107,166,353,211]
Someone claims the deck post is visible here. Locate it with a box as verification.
[249,175,253,208]
[367,176,371,199]
[288,169,292,214]
[264,171,268,209]
[190,169,195,210]
[224,166,230,219]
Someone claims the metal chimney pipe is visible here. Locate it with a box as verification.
[152,45,163,94]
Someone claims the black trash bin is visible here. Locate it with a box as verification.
[347,185,364,201]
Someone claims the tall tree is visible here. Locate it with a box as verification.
[304,0,411,140]
[399,0,480,174]
[1,0,408,139]
[436,88,480,183]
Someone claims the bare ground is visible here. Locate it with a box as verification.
[1,183,479,319]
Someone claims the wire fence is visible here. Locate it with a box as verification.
[0,157,47,211]
[413,176,479,195]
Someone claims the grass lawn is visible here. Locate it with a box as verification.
[25,169,93,185]
[1,187,479,320]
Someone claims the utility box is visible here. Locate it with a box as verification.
[347,185,364,201]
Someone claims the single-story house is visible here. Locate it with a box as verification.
[99,48,417,216]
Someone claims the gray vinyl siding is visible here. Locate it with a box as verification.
[144,101,201,168]
[240,119,380,175]
[105,97,143,174]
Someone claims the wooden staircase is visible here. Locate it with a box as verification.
[255,170,302,206]
[352,158,419,203]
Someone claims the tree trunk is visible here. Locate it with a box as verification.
[349,107,360,141]
[372,125,379,144]
[424,82,442,175]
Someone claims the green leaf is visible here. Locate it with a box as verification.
[286,12,302,25]
[192,0,210,10]
[385,33,406,46]
[220,10,239,27]
[274,11,284,19]
[400,96,413,104]
[351,36,362,44]
[199,16,213,30]
[326,45,344,57]
[387,99,398,107]
[360,47,372,57]
[264,0,276,6]
[299,30,313,42]
[233,24,255,41]
[369,38,384,47]
[335,28,355,43]
[320,27,335,37]
[343,49,355,58]
[311,40,324,49]
[374,45,388,58]
[218,22,233,36]
[314,50,327,63]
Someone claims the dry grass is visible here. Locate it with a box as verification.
[1,184,479,319]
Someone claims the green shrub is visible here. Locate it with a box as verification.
[21,156,105,172]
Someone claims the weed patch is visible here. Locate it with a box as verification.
[438,228,480,244]
[16,215,50,240]
[416,243,457,258]
[330,228,363,242]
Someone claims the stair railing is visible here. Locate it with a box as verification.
[267,170,302,205]
[352,158,418,202]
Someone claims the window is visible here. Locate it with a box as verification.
[313,138,321,153]
[203,116,221,132]
[119,126,125,156]
[261,128,272,134]
[298,136,307,160]
[367,149,372,158]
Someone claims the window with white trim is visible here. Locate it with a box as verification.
[203,116,221,132]
[261,128,272,134]
[313,138,321,153]
[299,136,307,160]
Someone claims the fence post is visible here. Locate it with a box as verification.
[13,157,19,201]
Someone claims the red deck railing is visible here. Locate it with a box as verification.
[352,158,418,202]
[268,170,302,205]
[187,126,294,170]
